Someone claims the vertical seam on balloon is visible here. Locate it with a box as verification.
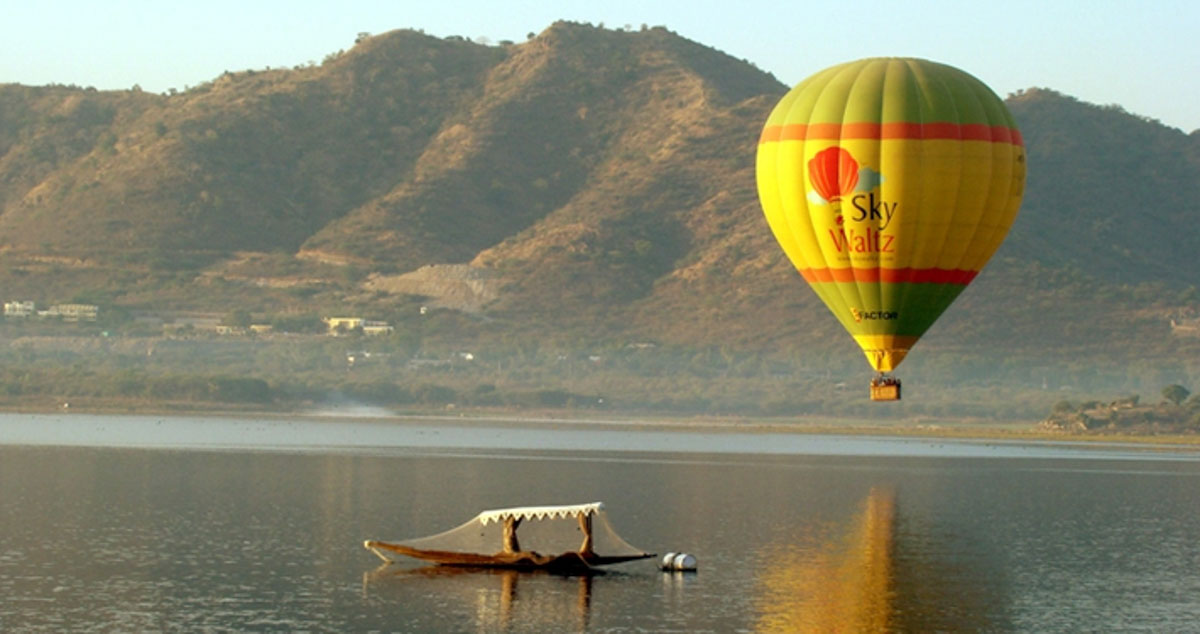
[839,62,873,345]
[968,76,1024,273]
[778,72,841,318]
[778,72,829,276]
[818,64,866,332]
[757,112,800,277]
[921,60,971,333]
[768,71,842,325]
[809,62,866,334]
[890,59,924,350]
[866,62,887,336]
[876,59,905,344]
[765,121,839,320]
[959,76,1022,273]
[944,79,1003,276]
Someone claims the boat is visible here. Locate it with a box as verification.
[363,502,654,570]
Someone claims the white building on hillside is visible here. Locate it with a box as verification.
[4,301,35,318]
[41,304,99,322]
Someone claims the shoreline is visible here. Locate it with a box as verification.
[4,398,1200,449]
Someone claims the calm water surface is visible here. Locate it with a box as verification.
[2,413,1200,632]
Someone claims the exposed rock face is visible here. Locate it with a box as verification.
[363,264,500,313]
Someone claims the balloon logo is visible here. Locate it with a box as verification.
[756,58,1026,399]
[807,147,859,203]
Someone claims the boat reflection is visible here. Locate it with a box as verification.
[755,487,896,632]
[364,564,598,630]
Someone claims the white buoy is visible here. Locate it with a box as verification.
[672,553,697,571]
[661,552,697,571]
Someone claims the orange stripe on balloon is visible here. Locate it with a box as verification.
[798,267,979,285]
[760,123,1023,146]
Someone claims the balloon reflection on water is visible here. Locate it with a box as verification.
[755,487,896,632]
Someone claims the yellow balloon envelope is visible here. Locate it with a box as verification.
[756,58,1026,377]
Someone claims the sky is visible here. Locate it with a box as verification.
[3,1,1197,132]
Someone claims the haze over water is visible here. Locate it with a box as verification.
[2,413,1199,631]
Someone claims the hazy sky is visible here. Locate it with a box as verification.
[3,1,1197,131]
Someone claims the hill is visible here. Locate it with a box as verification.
[2,22,1200,416]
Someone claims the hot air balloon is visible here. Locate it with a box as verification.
[756,58,1026,400]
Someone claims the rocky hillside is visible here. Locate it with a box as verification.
[2,22,1199,389]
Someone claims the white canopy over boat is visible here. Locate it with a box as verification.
[478,502,604,525]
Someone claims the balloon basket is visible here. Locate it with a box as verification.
[869,376,901,401]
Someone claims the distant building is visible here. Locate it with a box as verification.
[3,301,35,318]
[323,317,364,334]
[362,321,394,336]
[40,303,99,322]
[1170,318,1200,337]
[323,317,393,336]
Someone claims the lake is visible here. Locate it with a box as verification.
[2,412,1200,631]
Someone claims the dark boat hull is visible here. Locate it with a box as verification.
[364,540,654,570]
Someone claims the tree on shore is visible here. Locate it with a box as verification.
[1162,384,1190,406]
[222,309,253,329]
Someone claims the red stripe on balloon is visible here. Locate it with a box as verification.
[799,267,978,285]
[760,123,1023,146]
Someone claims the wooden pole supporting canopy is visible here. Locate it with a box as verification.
[577,512,594,556]
[502,517,522,554]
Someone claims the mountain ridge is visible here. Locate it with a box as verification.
[2,22,1199,389]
